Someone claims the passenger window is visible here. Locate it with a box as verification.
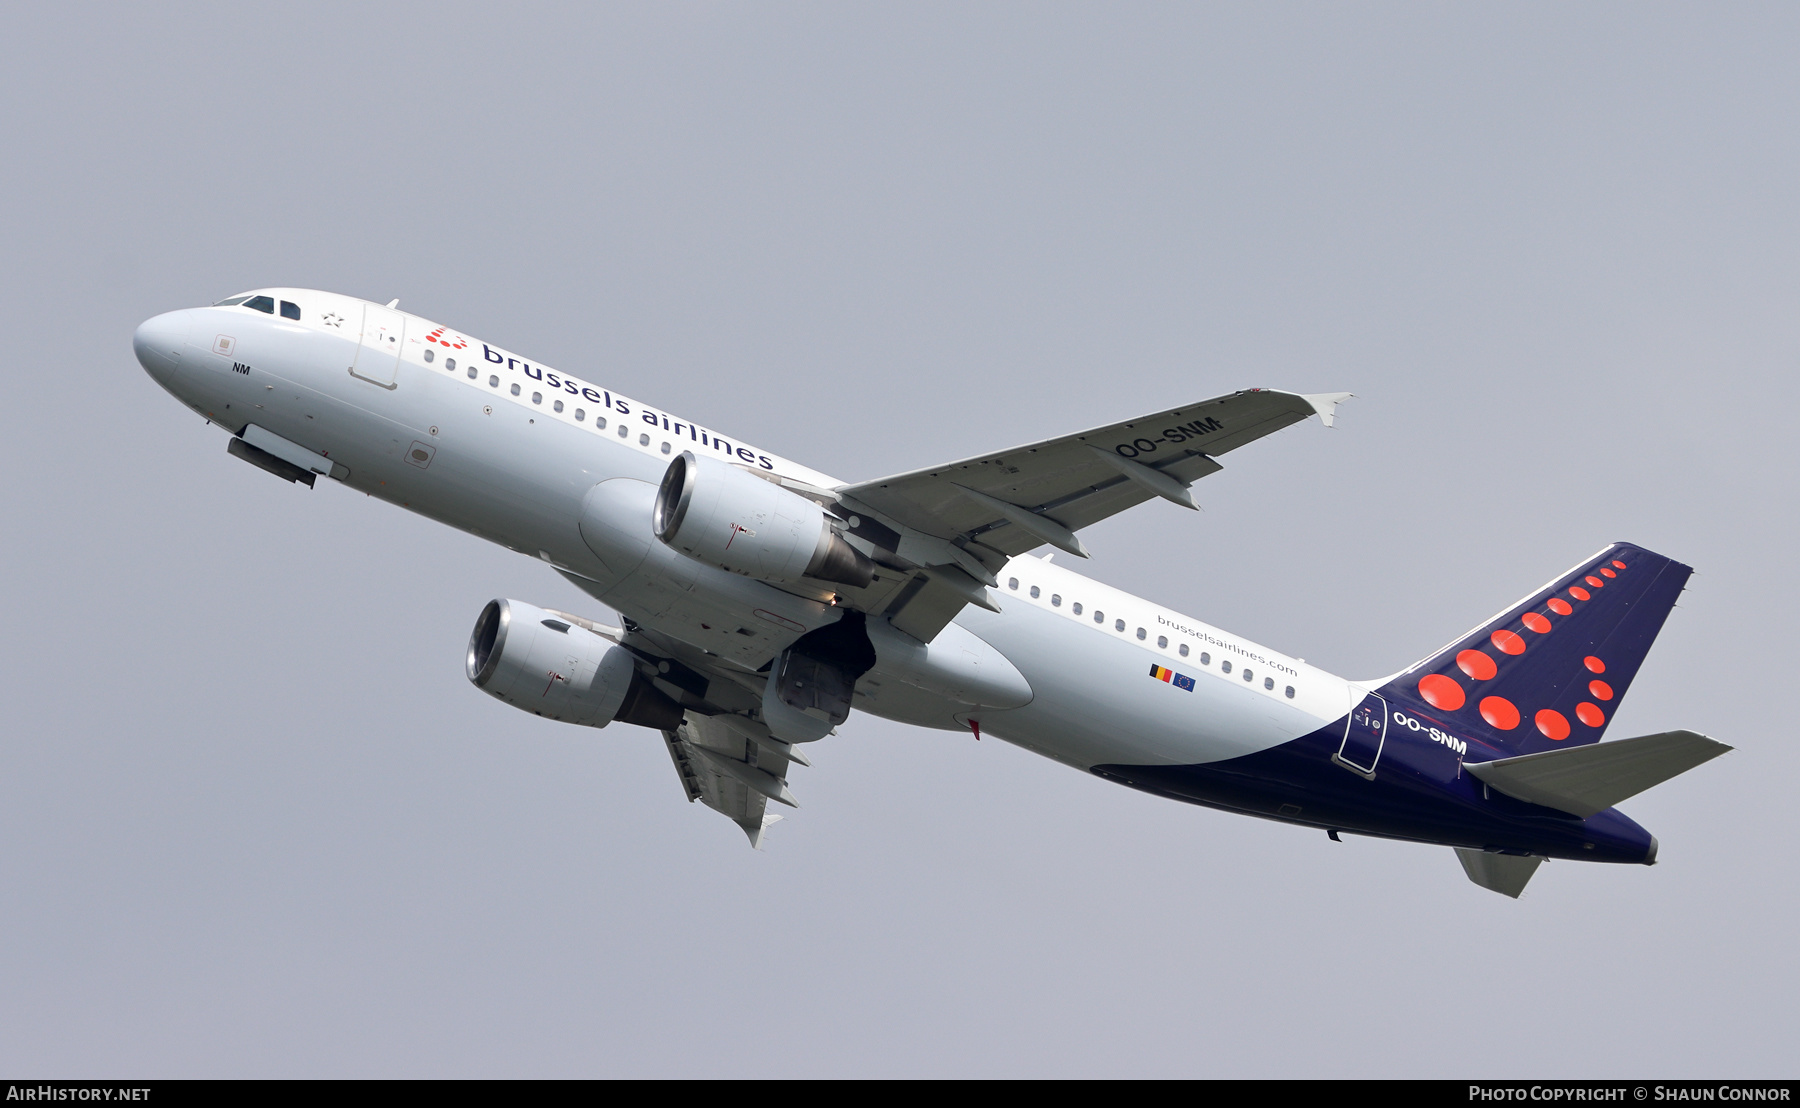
[661,442,671,454]
[1264,677,1274,690]
[639,433,649,446]
[1200,652,1210,665]
[575,408,585,421]
[280,300,300,320]
[1221,660,1232,674]
[1051,594,1061,607]
[244,296,275,314]
[446,358,456,371]
[553,400,564,413]
[1243,669,1253,682]
[1157,635,1168,648]
[1178,644,1189,657]
[1114,619,1124,631]
[1094,610,1105,623]
[1072,602,1081,615]
[489,375,499,387]
[1285,686,1295,699]
[510,384,521,396]
[467,367,476,379]
[423,349,434,363]
[1029,586,1040,599]
[531,391,542,404]
[1135,627,1146,640]
[1008,578,1018,591]
[595,417,606,429]
[618,425,629,438]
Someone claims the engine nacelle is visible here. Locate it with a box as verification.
[654,451,874,589]
[466,599,683,730]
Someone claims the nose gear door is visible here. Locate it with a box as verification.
[349,302,405,389]
[1333,690,1388,779]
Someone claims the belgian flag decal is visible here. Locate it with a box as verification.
[1150,665,1196,692]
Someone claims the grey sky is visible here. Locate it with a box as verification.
[1,2,1794,1077]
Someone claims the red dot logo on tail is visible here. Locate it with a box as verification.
[1536,709,1571,741]
[1418,674,1466,711]
[1457,650,1497,680]
[1480,696,1520,730]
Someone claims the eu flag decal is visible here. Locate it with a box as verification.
[1149,665,1195,692]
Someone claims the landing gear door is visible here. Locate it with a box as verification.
[1334,689,1387,779]
[349,302,405,389]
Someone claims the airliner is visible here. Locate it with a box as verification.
[132,289,1729,897]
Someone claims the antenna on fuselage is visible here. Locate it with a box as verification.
[386,299,400,308]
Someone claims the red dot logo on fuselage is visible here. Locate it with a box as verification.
[424,326,469,350]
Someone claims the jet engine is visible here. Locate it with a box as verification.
[654,451,874,589]
[466,598,683,730]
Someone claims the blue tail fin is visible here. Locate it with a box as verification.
[1377,543,1691,759]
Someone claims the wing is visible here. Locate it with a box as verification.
[663,711,801,848]
[834,389,1349,639]
[546,584,814,848]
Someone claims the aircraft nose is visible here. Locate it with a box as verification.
[133,309,192,379]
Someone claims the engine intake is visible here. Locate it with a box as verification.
[466,598,683,730]
[654,452,874,589]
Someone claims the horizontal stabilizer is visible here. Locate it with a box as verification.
[1455,848,1542,898]
[1466,730,1731,819]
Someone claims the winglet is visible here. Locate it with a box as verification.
[1302,392,1355,428]
[741,812,784,850]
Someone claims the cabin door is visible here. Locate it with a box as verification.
[349,302,405,388]
[1334,690,1388,779]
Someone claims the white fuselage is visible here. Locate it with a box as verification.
[134,289,1353,775]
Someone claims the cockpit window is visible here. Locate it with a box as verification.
[243,296,275,314]
[280,300,300,320]
[213,295,252,306]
